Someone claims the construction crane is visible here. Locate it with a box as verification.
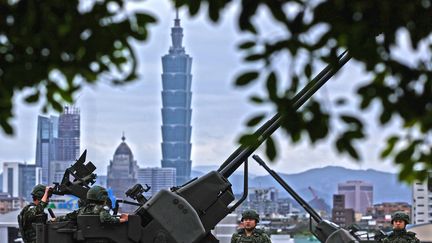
[308,186,330,217]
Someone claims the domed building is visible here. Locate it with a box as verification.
[107,134,138,202]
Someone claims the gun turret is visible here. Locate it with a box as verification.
[51,150,97,200]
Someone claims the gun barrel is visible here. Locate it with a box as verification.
[218,51,351,178]
[252,155,322,222]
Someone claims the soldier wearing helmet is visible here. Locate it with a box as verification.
[54,186,124,223]
[18,184,53,243]
[382,211,420,243]
[231,210,272,243]
[78,186,128,224]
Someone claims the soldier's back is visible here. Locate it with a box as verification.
[18,202,48,243]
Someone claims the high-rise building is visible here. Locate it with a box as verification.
[412,171,432,224]
[241,187,279,215]
[2,162,40,201]
[338,180,373,214]
[161,12,192,186]
[332,194,355,228]
[107,135,138,200]
[56,106,80,161]
[35,115,58,184]
[49,160,72,184]
[136,167,176,197]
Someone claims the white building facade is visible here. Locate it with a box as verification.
[412,171,432,224]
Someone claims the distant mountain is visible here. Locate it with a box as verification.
[192,165,412,206]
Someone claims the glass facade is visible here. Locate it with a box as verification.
[35,115,58,184]
[161,15,192,185]
[56,106,80,161]
[19,164,37,201]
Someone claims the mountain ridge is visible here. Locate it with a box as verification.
[191,165,411,205]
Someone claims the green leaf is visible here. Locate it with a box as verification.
[235,71,259,86]
[246,114,265,127]
[238,41,255,49]
[380,136,399,158]
[305,63,312,79]
[250,95,264,104]
[266,72,277,101]
[24,92,40,103]
[265,137,277,161]
[238,133,259,147]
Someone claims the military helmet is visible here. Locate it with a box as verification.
[391,211,410,224]
[87,186,108,202]
[241,210,260,222]
[31,184,46,200]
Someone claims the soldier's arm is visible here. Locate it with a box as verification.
[264,233,272,243]
[56,210,78,222]
[99,208,120,224]
[230,233,238,243]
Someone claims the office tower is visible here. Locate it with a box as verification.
[136,167,176,197]
[2,162,40,201]
[107,135,138,200]
[35,115,58,184]
[338,180,373,214]
[245,187,279,215]
[412,171,432,224]
[56,106,80,161]
[161,12,192,185]
[332,194,355,227]
[49,160,72,184]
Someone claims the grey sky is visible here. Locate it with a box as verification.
[0,1,400,176]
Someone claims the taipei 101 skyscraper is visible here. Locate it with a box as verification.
[161,12,192,185]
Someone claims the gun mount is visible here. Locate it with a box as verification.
[50,149,97,200]
[252,154,384,243]
[36,51,360,243]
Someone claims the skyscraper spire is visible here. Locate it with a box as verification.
[171,10,184,53]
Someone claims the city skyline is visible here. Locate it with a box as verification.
[0,1,400,176]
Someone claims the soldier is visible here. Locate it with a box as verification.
[18,184,52,243]
[54,186,128,223]
[79,185,128,223]
[231,210,272,243]
[382,211,420,243]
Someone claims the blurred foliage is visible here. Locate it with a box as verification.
[0,0,156,134]
[2,0,432,182]
[174,0,432,182]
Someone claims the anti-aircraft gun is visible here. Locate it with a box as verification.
[251,155,386,243]
[50,150,97,200]
[37,51,361,243]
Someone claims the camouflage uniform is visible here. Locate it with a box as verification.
[78,203,120,223]
[382,229,420,243]
[18,185,48,243]
[382,212,420,243]
[231,228,272,243]
[231,210,271,243]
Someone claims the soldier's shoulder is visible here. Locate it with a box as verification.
[406,231,417,237]
[254,228,269,235]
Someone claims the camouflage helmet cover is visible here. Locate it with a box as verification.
[31,184,46,200]
[87,186,108,202]
[391,211,409,224]
[241,210,260,222]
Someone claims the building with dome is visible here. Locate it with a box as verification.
[107,135,138,201]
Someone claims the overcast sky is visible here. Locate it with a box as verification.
[0,1,400,176]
